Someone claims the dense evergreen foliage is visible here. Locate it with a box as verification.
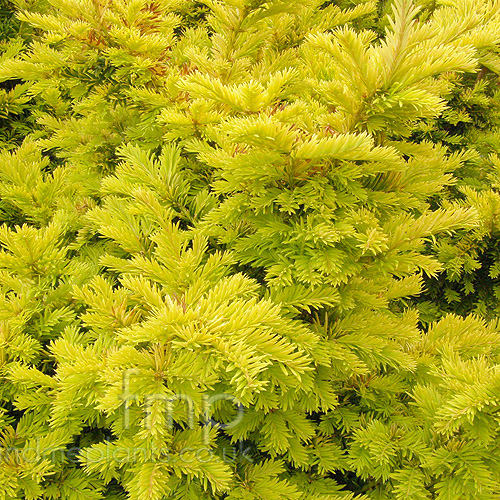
[0,1,500,499]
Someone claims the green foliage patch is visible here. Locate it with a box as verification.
[0,0,500,499]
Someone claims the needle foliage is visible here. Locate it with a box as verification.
[1,0,500,499]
